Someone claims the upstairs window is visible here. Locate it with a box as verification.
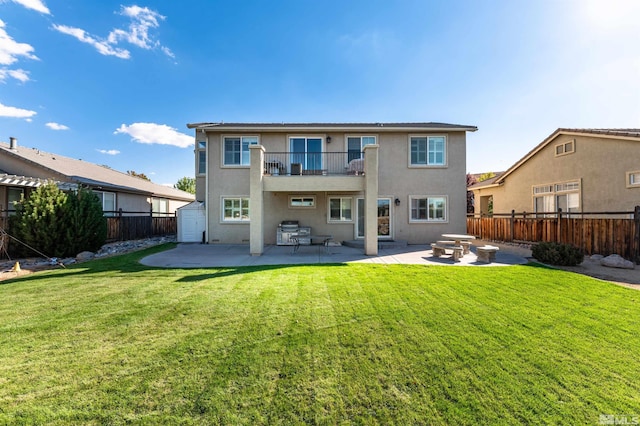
[197,141,206,174]
[224,136,258,166]
[347,136,376,162]
[555,139,575,156]
[410,136,446,166]
[627,171,640,188]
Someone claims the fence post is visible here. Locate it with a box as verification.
[510,210,515,242]
[118,208,124,241]
[635,205,640,264]
[557,207,563,243]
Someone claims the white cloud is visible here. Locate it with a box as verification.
[0,19,39,66]
[0,68,29,82]
[53,5,173,60]
[97,149,120,155]
[0,101,36,119]
[114,122,193,148]
[45,122,69,130]
[11,0,50,14]
[52,24,130,59]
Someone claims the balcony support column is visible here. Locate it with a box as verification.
[364,144,379,255]
[249,145,265,255]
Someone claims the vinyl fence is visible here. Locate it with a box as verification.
[467,207,640,264]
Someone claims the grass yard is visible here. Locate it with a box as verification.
[0,244,639,425]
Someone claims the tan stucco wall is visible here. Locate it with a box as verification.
[199,129,469,245]
[474,135,640,214]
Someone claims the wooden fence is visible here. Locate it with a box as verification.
[105,211,177,242]
[467,207,640,263]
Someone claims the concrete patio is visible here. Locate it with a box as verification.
[141,240,531,268]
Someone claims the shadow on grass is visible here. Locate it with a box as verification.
[0,244,351,286]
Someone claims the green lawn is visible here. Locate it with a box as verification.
[0,245,638,425]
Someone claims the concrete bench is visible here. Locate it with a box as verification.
[476,245,499,263]
[431,243,464,262]
[437,240,472,255]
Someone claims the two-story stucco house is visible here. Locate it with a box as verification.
[469,128,640,216]
[187,122,477,255]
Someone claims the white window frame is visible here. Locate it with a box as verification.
[289,195,316,209]
[409,195,448,223]
[222,136,259,167]
[532,180,581,215]
[626,171,640,188]
[221,197,250,222]
[346,135,376,162]
[328,196,353,222]
[152,198,169,216]
[554,139,575,157]
[408,135,447,167]
[94,191,116,216]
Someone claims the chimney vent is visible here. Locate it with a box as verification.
[9,137,17,150]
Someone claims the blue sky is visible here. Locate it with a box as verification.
[1,0,639,185]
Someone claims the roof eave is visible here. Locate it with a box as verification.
[187,122,478,133]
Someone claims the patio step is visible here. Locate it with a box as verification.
[343,240,408,249]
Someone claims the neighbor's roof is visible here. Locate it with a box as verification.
[491,128,640,186]
[0,143,194,201]
[187,122,478,132]
[467,172,504,190]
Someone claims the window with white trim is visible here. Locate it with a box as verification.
[289,196,315,208]
[347,136,376,162]
[627,171,640,187]
[152,198,169,216]
[328,197,353,222]
[409,196,447,222]
[94,191,116,216]
[197,141,206,174]
[533,181,580,215]
[223,136,258,166]
[222,197,249,221]
[410,136,446,166]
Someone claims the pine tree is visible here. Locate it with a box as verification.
[9,182,68,257]
[9,183,107,258]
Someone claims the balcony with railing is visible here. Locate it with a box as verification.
[261,151,367,192]
[263,152,365,177]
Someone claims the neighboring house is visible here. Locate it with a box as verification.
[469,128,640,216]
[186,122,477,255]
[0,171,76,219]
[0,138,194,216]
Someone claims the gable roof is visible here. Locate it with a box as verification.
[491,128,640,186]
[0,143,194,201]
[187,122,478,133]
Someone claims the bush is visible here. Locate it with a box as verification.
[531,242,584,266]
[9,183,107,258]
